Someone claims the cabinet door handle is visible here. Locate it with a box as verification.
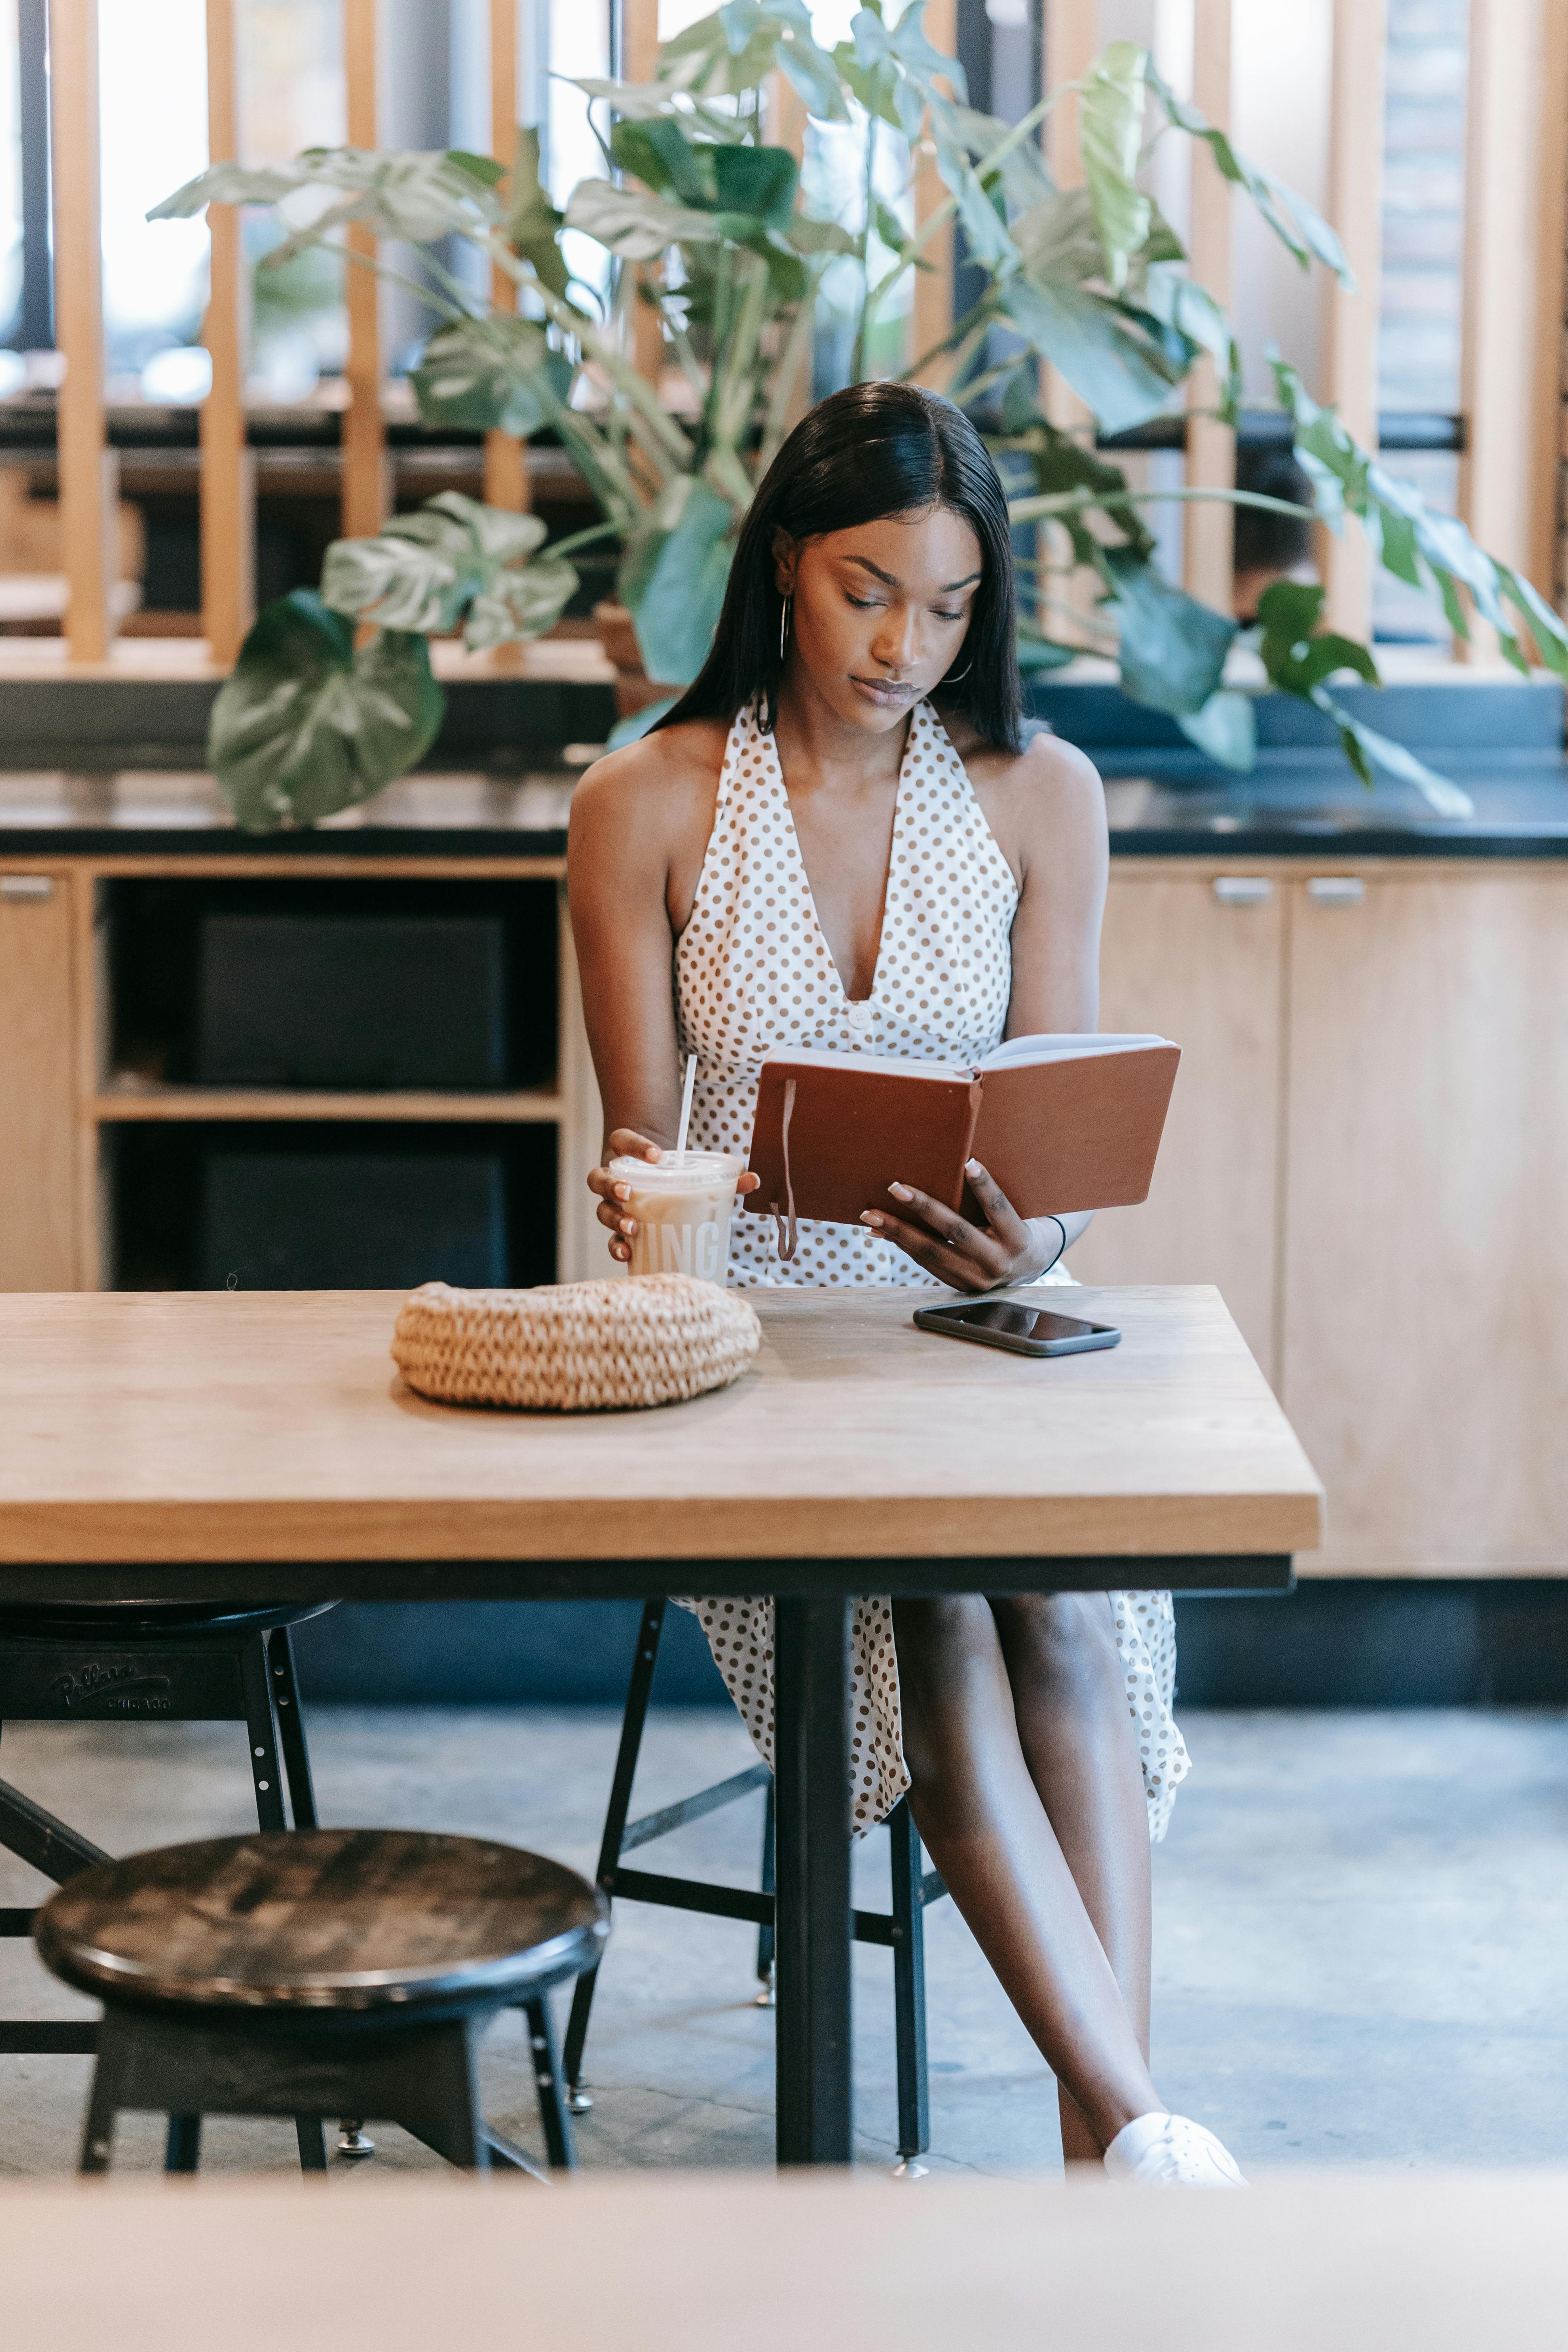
[1211,876,1273,906]
[1307,876,1366,906]
[0,875,53,902]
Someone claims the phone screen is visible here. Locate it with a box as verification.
[941,1303,1107,1342]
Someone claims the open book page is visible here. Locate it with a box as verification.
[979,1033,1173,1070]
[756,1044,975,1082]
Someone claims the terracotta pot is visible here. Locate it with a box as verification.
[593,599,682,720]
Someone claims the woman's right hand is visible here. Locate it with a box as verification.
[587,1129,664,1265]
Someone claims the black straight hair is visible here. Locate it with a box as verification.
[654,380,1023,754]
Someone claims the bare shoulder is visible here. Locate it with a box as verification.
[940,711,1106,879]
[569,716,729,850]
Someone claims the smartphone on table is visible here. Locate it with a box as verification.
[912,1298,1122,1359]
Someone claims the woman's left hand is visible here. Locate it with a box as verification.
[861,1158,1057,1293]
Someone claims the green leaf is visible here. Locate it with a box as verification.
[565,177,720,260]
[408,313,568,436]
[1270,356,1568,681]
[207,592,444,833]
[712,142,799,228]
[1104,548,1235,715]
[1177,690,1256,769]
[1078,42,1150,293]
[1014,630,1078,672]
[148,161,304,218]
[612,118,715,205]
[951,106,1054,212]
[932,136,1019,275]
[889,0,966,102]
[1248,577,1471,815]
[292,145,505,244]
[1138,264,1239,414]
[505,127,572,299]
[1012,188,1109,285]
[789,215,860,258]
[319,493,577,655]
[995,394,1154,563]
[998,276,1181,434]
[1311,691,1476,818]
[465,555,579,649]
[873,197,909,256]
[608,693,681,749]
[321,531,473,636]
[775,24,851,123]
[1147,65,1351,284]
[620,479,736,685]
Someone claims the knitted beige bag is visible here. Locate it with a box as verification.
[391,1274,763,1413]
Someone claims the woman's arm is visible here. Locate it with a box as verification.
[568,721,756,1263]
[568,738,691,1153]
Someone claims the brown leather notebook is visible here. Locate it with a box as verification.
[743,1035,1181,1236]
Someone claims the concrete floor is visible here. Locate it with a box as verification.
[0,1706,1563,2179]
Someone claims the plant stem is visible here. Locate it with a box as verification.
[548,518,625,560]
[1006,484,1321,526]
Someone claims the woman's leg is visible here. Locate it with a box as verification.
[990,1594,1154,2165]
[891,1595,1159,2155]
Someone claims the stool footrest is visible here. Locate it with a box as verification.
[0,1776,110,1887]
[482,2126,550,2183]
[619,1764,772,1855]
[606,1866,911,1952]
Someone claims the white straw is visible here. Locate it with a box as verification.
[675,1052,697,1154]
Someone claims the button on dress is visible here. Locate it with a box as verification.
[672,697,1189,1839]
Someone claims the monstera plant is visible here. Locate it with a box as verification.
[154,5,1568,830]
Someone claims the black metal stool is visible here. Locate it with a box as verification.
[36,1827,607,2177]
[0,1601,334,2161]
[563,1600,951,2172]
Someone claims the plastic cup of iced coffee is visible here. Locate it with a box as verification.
[606,1150,745,1285]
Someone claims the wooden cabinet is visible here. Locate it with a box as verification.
[1281,869,1568,1573]
[1067,869,1283,1379]
[0,871,82,1288]
[1073,859,1568,1576]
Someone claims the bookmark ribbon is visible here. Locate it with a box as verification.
[770,1077,799,1263]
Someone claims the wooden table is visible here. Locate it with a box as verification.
[0,1283,1323,2166]
[1,2170,1561,2350]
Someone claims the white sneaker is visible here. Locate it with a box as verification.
[1103,2111,1247,2186]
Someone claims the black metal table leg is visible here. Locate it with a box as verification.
[771,1594,852,2167]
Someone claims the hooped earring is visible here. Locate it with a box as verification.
[779,592,792,662]
[945,659,972,683]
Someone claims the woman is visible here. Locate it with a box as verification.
[568,381,1241,2186]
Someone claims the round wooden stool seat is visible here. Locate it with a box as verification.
[38,1829,608,2022]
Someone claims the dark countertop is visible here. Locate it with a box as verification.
[0,674,1561,861]
[1,754,1564,860]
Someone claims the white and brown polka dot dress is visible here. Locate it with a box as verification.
[675,699,1189,1840]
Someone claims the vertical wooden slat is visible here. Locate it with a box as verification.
[767,71,812,440]
[1321,0,1385,640]
[1042,0,1098,644]
[1532,1,1568,611]
[1183,0,1234,616]
[342,0,389,538]
[1460,0,1568,646]
[622,0,663,386]
[201,0,255,665]
[47,0,115,661]
[910,0,956,389]
[484,0,530,513]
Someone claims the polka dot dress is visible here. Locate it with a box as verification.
[674,699,1190,1841]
